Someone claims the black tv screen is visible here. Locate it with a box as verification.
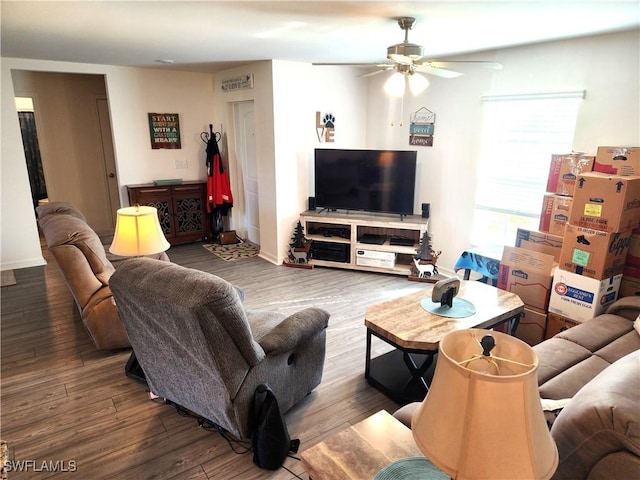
[314,148,417,216]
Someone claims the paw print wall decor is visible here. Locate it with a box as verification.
[316,111,335,143]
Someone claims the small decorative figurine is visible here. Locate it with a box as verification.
[284,221,313,269]
[409,231,442,282]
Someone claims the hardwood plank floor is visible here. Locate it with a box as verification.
[1,241,428,479]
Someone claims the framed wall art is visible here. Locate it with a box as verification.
[148,113,181,149]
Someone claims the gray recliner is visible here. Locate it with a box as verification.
[110,257,329,439]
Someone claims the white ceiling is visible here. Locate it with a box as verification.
[2,1,639,73]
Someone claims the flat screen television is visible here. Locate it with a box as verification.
[314,148,417,216]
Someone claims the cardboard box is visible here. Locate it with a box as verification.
[627,232,640,268]
[539,194,572,236]
[515,307,548,346]
[545,312,580,339]
[548,269,622,322]
[545,153,594,196]
[619,277,640,298]
[593,146,640,176]
[570,173,640,233]
[497,246,555,313]
[514,228,563,262]
[558,225,632,279]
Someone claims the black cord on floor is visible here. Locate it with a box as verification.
[152,395,304,478]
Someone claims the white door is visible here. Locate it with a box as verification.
[234,101,259,245]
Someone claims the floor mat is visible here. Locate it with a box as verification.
[202,239,260,262]
[1,270,17,287]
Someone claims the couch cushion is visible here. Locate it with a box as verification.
[554,314,634,352]
[535,313,639,399]
[36,201,86,221]
[538,353,611,399]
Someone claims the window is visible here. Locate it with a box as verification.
[471,91,584,247]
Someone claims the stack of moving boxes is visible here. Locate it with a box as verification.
[497,147,640,345]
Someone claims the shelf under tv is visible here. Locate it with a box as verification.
[299,210,428,276]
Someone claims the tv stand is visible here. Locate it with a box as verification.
[300,210,428,275]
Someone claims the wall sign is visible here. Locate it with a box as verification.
[409,107,435,147]
[221,74,254,92]
[316,111,335,143]
[148,113,181,149]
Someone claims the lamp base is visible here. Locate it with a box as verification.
[375,457,448,480]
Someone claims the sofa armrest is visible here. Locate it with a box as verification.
[605,296,640,321]
[258,307,329,355]
[550,350,640,480]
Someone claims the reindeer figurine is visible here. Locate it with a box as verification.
[412,231,441,279]
[413,252,441,278]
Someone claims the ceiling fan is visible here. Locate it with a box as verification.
[316,17,502,95]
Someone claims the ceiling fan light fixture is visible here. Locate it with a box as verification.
[384,71,406,97]
[387,43,424,64]
[409,72,429,95]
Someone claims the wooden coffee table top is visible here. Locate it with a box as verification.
[365,280,524,350]
[300,410,423,480]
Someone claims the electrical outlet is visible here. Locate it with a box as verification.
[175,159,188,169]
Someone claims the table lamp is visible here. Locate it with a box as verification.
[411,329,558,480]
[109,205,170,256]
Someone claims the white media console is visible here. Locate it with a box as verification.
[299,210,429,275]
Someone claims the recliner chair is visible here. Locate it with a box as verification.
[110,257,329,439]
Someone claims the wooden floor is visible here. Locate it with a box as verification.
[1,241,428,479]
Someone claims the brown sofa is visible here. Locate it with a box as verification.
[533,296,640,480]
[393,296,640,480]
[36,202,169,350]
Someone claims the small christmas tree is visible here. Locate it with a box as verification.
[415,231,434,261]
[290,221,307,249]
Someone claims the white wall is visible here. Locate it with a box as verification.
[211,61,277,259]
[3,29,638,271]
[1,58,216,269]
[272,62,369,263]
[365,30,639,273]
[212,61,368,264]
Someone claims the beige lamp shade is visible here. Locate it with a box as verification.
[411,329,558,480]
[109,206,170,256]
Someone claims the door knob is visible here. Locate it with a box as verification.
[108,173,115,178]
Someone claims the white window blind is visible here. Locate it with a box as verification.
[471,91,584,247]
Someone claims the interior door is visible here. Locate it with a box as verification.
[234,101,259,245]
[97,98,119,226]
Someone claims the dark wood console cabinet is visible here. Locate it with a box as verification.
[126,181,209,245]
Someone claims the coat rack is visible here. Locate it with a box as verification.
[201,124,221,145]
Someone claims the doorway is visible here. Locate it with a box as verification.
[233,101,260,245]
[12,70,118,231]
[15,97,48,209]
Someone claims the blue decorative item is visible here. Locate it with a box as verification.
[375,457,448,480]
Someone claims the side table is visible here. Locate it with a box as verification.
[301,410,443,480]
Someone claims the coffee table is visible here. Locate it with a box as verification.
[364,280,524,403]
[300,410,429,480]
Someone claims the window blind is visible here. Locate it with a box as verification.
[471,91,584,246]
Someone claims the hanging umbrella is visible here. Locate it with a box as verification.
[204,124,233,238]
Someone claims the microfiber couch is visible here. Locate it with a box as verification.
[36,202,169,350]
[393,296,640,480]
[109,257,329,439]
[533,296,640,480]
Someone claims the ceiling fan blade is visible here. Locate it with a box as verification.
[428,61,503,70]
[358,68,392,78]
[414,64,463,78]
[312,62,382,67]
